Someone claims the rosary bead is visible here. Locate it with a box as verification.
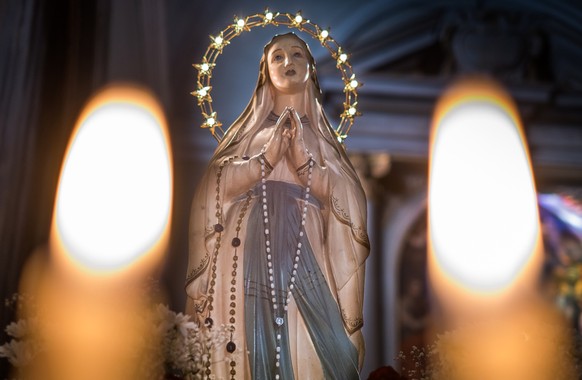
[226,341,237,353]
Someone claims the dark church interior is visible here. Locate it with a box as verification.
[2,0,582,378]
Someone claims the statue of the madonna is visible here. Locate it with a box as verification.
[185,33,369,379]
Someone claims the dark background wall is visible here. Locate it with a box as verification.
[1,0,581,377]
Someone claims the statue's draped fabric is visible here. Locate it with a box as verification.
[186,36,369,380]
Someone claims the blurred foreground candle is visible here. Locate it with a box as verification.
[53,85,172,276]
[428,77,541,309]
[23,85,173,380]
[427,77,574,380]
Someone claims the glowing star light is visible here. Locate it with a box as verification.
[292,13,304,26]
[191,86,212,105]
[202,111,221,131]
[318,28,330,42]
[345,74,359,91]
[193,60,215,77]
[337,51,348,66]
[343,101,359,118]
[263,9,275,24]
[210,33,229,52]
[234,17,249,34]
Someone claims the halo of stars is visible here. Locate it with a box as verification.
[192,10,361,143]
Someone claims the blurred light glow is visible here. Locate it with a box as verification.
[539,193,582,231]
[428,79,539,293]
[54,86,172,273]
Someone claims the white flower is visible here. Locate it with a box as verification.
[174,313,197,338]
[153,304,197,338]
[0,340,37,367]
[5,319,34,339]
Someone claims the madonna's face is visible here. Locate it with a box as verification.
[266,36,310,95]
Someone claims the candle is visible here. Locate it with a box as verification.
[426,77,574,379]
[21,85,173,380]
[52,85,172,277]
[428,77,542,310]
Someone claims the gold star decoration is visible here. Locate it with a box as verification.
[210,32,229,52]
[201,111,222,131]
[193,59,216,77]
[191,85,212,105]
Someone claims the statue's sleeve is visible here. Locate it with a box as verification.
[185,154,264,313]
[320,162,369,335]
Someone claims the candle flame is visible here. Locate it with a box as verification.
[428,77,542,301]
[51,85,172,276]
